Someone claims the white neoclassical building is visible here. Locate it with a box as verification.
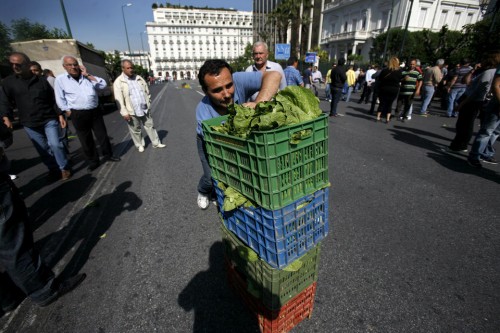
[321,0,484,62]
[145,6,253,80]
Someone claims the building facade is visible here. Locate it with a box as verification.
[145,6,253,80]
[321,0,483,62]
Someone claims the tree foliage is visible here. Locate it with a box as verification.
[0,21,12,62]
[10,18,70,41]
[371,17,500,66]
[267,0,312,57]
[228,43,253,72]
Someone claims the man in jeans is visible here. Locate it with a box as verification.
[0,52,71,181]
[467,67,500,168]
[419,59,444,116]
[329,58,347,117]
[447,58,472,117]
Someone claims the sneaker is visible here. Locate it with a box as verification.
[197,193,209,210]
[138,146,145,152]
[481,156,498,165]
[37,274,86,307]
[153,143,166,148]
[9,174,18,180]
[467,159,482,168]
[406,116,411,120]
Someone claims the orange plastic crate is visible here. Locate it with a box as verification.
[226,258,316,333]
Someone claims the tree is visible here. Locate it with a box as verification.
[267,0,313,58]
[228,43,253,72]
[10,18,70,41]
[105,51,123,82]
[0,21,12,62]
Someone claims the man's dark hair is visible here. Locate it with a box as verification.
[29,61,42,69]
[337,58,346,66]
[198,59,233,91]
[460,58,470,66]
[287,56,298,66]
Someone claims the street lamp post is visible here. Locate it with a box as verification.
[121,3,133,56]
[59,0,73,38]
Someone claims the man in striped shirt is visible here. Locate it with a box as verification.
[396,59,422,121]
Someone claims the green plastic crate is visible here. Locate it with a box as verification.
[202,114,329,210]
[221,224,321,311]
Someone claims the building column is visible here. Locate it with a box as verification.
[352,42,357,55]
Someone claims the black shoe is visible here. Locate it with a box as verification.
[103,156,121,162]
[467,159,482,168]
[481,156,498,165]
[87,162,100,172]
[2,290,25,313]
[37,274,86,307]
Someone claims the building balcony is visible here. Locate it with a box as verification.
[321,30,372,44]
[324,0,360,11]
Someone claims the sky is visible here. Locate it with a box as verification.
[0,0,253,52]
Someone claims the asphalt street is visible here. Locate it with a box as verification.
[1,81,499,333]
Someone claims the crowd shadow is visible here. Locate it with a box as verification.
[387,127,500,183]
[28,173,96,231]
[35,180,142,280]
[178,242,260,333]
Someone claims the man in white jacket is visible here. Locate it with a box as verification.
[113,60,165,152]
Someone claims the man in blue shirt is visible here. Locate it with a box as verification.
[55,56,120,172]
[284,56,304,87]
[195,60,281,209]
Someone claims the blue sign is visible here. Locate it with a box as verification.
[305,52,317,63]
[275,44,291,60]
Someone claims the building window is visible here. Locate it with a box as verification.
[344,21,348,32]
[466,12,474,24]
[452,11,461,29]
[439,10,448,28]
[418,8,428,27]
[352,19,357,31]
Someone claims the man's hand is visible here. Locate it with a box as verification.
[242,102,258,109]
[123,114,131,121]
[59,114,67,129]
[3,116,12,130]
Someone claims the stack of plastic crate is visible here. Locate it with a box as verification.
[202,114,330,333]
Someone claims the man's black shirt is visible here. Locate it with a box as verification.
[330,65,347,89]
[0,74,59,128]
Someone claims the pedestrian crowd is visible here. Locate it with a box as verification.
[307,52,499,170]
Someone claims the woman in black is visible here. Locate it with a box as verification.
[376,57,403,123]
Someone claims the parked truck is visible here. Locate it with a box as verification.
[10,39,114,105]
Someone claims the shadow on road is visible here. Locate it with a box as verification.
[35,180,143,280]
[28,173,97,231]
[178,241,260,333]
[387,127,499,183]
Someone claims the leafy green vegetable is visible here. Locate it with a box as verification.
[282,259,303,272]
[211,86,322,138]
[222,186,255,212]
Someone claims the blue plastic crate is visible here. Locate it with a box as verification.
[215,181,329,269]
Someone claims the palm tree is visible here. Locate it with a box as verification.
[266,0,313,58]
